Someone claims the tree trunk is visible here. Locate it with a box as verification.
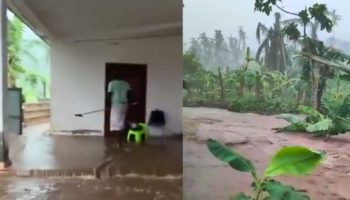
[313,81,319,110]
[239,70,246,98]
[255,74,263,101]
[301,89,306,105]
[43,82,46,98]
[218,67,224,102]
[280,40,287,72]
[316,78,326,111]
[313,66,329,111]
[297,89,303,103]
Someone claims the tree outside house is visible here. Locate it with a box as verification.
[7,11,50,102]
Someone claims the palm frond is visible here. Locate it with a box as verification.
[255,37,269,61]
[323,47,350,64]
[298,51,350,74]
[256,23,269,44]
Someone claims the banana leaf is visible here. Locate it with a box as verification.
[298,51,350,74]
[306,119,333,133]
[275,114,302,124]
[332,116,350,132]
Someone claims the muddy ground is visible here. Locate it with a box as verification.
[183,107,350,200]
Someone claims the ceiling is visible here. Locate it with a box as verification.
[7,0,182,42]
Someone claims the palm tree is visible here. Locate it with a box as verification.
[238,26,248,51]
[198,32,214,67]
[327,9,341,37]
[255,12,291,72]
[228,36,241,65]
[189,38,201,57]
[214,30,226,66]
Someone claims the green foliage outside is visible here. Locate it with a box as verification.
[8,12,50,102]
[183,1,350,198]
[183,1,350,117]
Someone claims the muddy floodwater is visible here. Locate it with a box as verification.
[183,107,350,200]
[2,130,182,200]
[0,175,182,199]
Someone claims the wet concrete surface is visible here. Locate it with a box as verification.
[4,124,182,199]
[0,175,182,199]
[10,129,182,174]
[183,107,350,200]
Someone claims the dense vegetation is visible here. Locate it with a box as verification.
[183,1,350,118]
[184,1,350,199]
[8,14,50,102]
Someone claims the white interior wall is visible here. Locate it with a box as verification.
[50,35,183,135]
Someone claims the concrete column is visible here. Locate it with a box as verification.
[0,0,9,166]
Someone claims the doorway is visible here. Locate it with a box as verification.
[104,63,147,138]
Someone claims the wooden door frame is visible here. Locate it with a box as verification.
[104,63,148,137]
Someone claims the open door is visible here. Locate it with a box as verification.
[104,63,147,137]
[7,88,23,135]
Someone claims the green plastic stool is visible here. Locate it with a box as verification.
[127,123,147,144]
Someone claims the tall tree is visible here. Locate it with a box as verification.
[214,30,226,67]
[327,9,341,37]
[255,12,291,72]
[228,35,241,65]
[199,32,214,67]
[238,26,247,51]
[189,38,201,57]
[7,16,44,88]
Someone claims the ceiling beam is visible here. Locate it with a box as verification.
[63,21,182,42]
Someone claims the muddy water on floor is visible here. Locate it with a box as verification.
[6,134,183,199]
[0,175,182,200]
[183,107,350,200]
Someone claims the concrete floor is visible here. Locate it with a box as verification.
[0,175,182,199]
[2,124,183,199]
[9,123,182,174]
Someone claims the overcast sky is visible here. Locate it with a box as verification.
[183,0,349,50]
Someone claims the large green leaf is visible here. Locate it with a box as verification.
[206,138,255,172]
[333,116,350,132]
[228,192,250,200]
[265,180,310,200]
[298,105,324,121]
[277,123,309,132]
[275,114,302,124]
[305,119,332,132]
[265,146,325,177]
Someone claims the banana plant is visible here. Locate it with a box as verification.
[273,105,350,141]
[207,138,324,199]
[239,47,255,97]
